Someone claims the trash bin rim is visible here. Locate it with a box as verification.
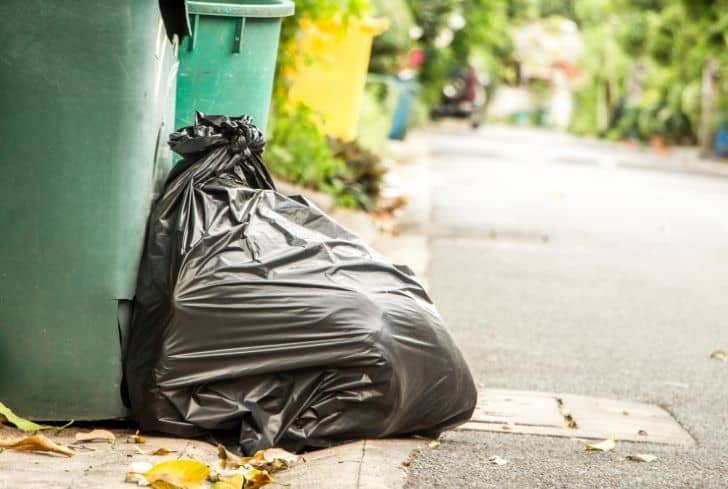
[186,0,294,18]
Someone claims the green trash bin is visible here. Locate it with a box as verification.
[176,0,295,133]
[0,1,185,420]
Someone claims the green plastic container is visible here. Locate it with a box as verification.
[0,1,182,420]
[176,0,295,133]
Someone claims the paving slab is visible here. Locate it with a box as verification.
[276,439,425,489]
[460,389,695,446]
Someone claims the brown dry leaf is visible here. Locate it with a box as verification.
[638,429,648,436]
[218,444,246,469]
[256,447,298,466]
[211,474,244,489]
[218,445,297,473]
[128,430,147,444]
[710,350,727,361]
[585,438,616,452]
[0,434,74,457]
[134,446,175,456]
[627,453,658,463]
[74,429,115,444]
[241,468,274,489]
[144,459,210,489]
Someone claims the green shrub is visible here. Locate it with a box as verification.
[266,104,347,194]
[328,137,387,211]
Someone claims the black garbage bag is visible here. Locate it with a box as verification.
[124,114,476,454]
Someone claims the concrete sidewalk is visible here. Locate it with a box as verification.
[0,426,425,489]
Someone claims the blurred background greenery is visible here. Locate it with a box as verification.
[264,0,728,209]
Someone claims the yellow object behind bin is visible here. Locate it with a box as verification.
[288,17,389,141]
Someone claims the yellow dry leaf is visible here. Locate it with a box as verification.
[0,433,74,457]
[585,438,616,452]
[627,453,658,463]
[75,429,116,443]
[710,350,727,361]
[144,459,210,489]
[212,474,244,489]
[428,440,441,448]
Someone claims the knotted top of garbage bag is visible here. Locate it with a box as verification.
[168,113,275,190]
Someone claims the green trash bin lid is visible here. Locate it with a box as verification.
[186,0,295,17]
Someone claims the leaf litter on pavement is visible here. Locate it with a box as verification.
[124,444,299,488]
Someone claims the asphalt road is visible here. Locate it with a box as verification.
[405,125,728,488]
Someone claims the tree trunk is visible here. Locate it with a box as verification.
[699,58,720,158]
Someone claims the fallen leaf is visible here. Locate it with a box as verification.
[0,434,74,457]
[564,414,578,429]
[428,440,440,448]
[217,445,245,469]
[638,429,648,436]
[134,446,175,456]
[241,468,273,489]
[128,430,147,444]
[256,448,298,466]
[555,397,578,429]
[144,459,210,489]
[0,401,68,432]
[627,453,658,463]
[585,438,616,452]
[126,461,154,486]
[710,350,727,361]
[621,409,630,416]
[75,429,115,444]
[211,474,244,489]
[488,455,508,465]
[217,445,297,473]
